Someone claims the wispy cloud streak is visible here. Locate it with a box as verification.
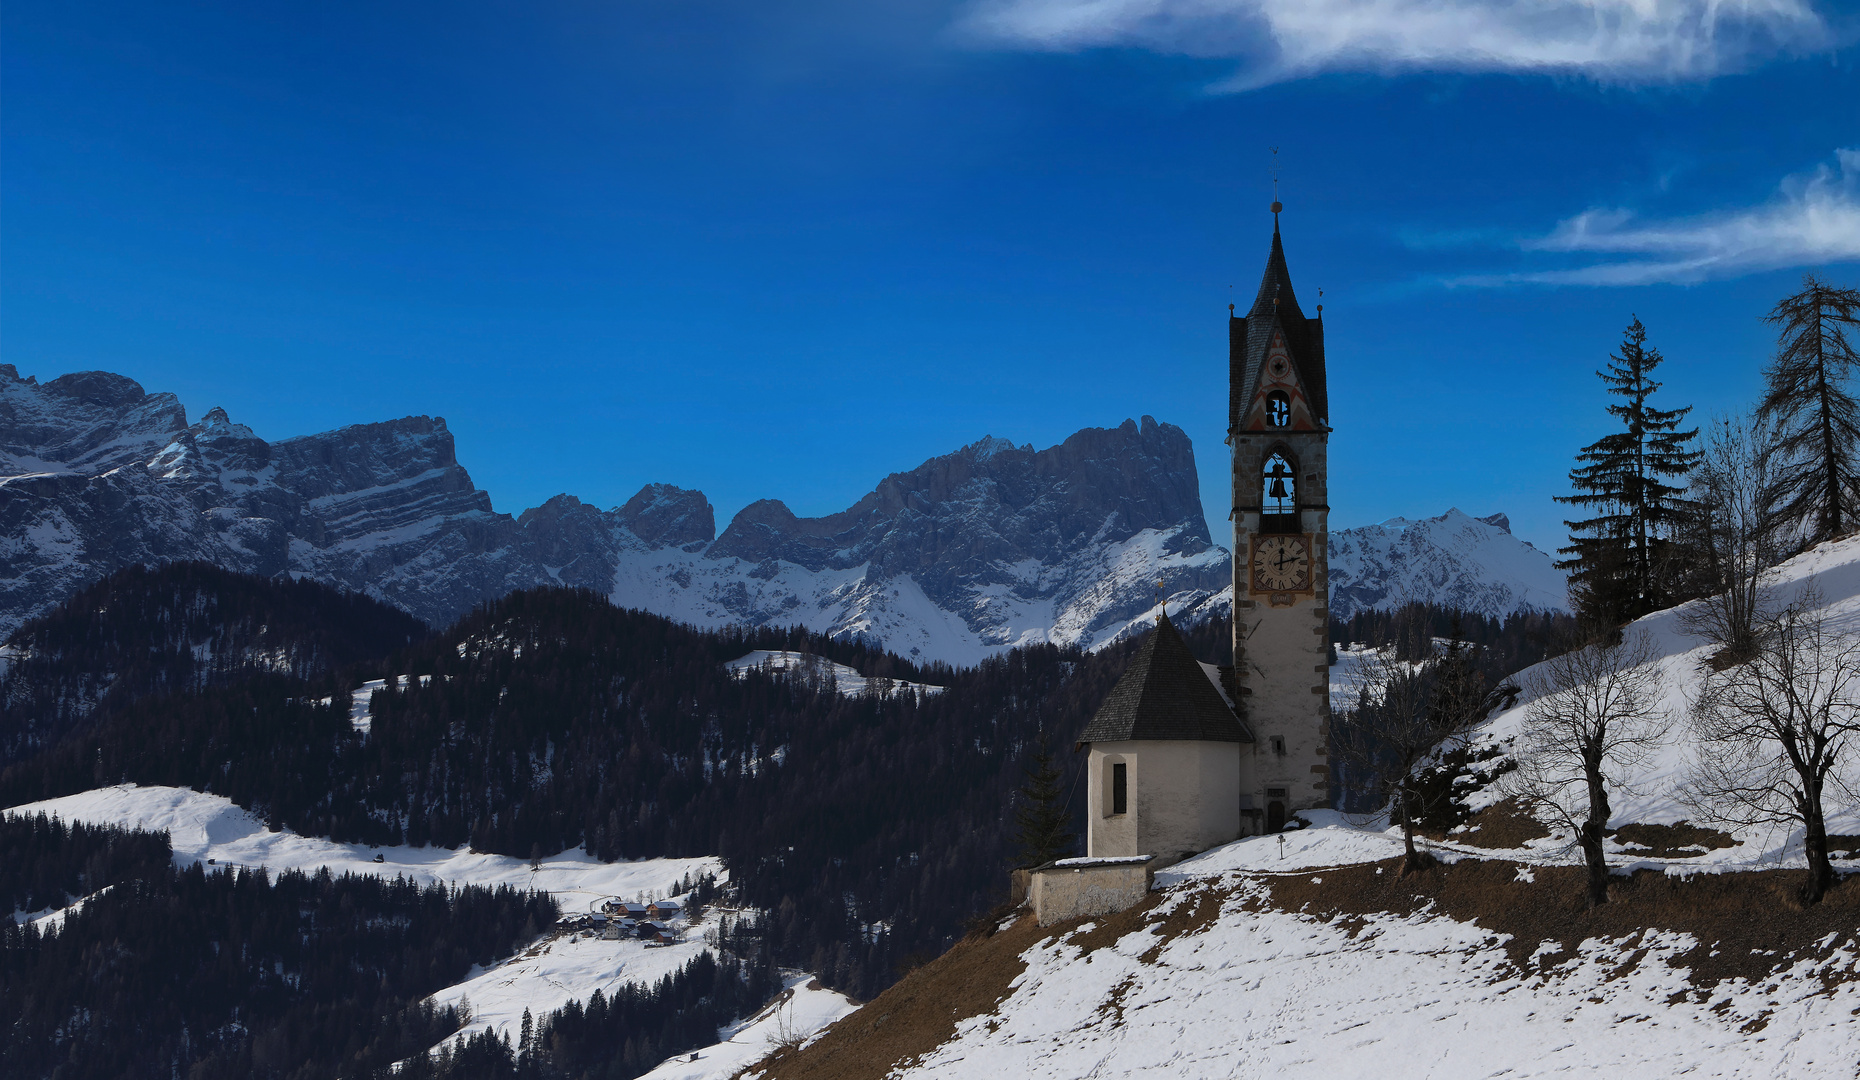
[1455,149,1860,287]
[959,0,1830,87]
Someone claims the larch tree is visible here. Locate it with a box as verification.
[1500,631,1665,908]
[1756,274,1860,548]
[1688,587,1860,904]
[1557,317,1701,627]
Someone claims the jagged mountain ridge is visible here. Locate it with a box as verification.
[0,366,1226,662]
[1326,508,1569,622]
[1,366,1564,661]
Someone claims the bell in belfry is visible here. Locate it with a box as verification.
[1267,462,1290,500]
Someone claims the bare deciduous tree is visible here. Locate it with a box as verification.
[1501,631,1666,908]
[1681,415,1778,664]
[1689,587,1860,903]
[1335,639,1489,876]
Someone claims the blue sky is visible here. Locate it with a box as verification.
[4,1,1858,555]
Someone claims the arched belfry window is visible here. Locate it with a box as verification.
[1266,391,1291,428]
[1261,450,1297,533]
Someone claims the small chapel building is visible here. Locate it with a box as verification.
[1075,611,1249,867]
[1029,205,1332,927]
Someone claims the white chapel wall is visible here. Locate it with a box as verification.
[1086,740,1242,866]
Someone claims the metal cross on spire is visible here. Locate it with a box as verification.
[1156,578,1167,623]
[1269,146,1283,220]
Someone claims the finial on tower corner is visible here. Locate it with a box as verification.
[1316,286,1323,316]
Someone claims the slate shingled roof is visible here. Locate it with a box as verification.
[1229,221,1328,432]
[1078,613,1251,745]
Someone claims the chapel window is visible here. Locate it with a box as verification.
[1111,762,1127,816]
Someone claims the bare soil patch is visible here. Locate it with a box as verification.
[1267,857,1860,990]
[1612,821,1739,858]
[1434,797,1551,849]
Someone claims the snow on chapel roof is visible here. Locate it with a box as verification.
[1077,613,1250,746]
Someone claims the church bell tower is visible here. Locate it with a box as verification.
[1229,203,1330,832]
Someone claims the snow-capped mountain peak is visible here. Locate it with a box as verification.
[1327,507,1568,622]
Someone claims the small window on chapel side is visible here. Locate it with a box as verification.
[1111,762,1127,816]
[1266,392,1290,428]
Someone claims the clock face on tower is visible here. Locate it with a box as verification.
[1251,534,1312,593]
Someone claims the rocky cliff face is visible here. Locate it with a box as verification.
[1,366,540,635]
[629,420,1231,663]
[0,366,1225,663]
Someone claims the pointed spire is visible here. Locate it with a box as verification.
[1231,200,1329,430]
[1250,222,1299,319]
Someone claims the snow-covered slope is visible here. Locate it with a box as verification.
[839,820,1859,1080]
[1,366,1226,664]
[425,914,719,1060]
[724,651,944,697]
[2,784,719,911]
[1,783,797,1073]
[2,782,859,1080]
[1328,508,1569,621]
[1465,532,1860,836]
[640,975,858,1080]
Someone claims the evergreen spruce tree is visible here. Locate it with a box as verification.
[1755,274,1860,547]
[1011,737,1073,868]
[1556,317,1700,625]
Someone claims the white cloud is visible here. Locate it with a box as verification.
[959,0,1831,87]
[1456,148,1860,287]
